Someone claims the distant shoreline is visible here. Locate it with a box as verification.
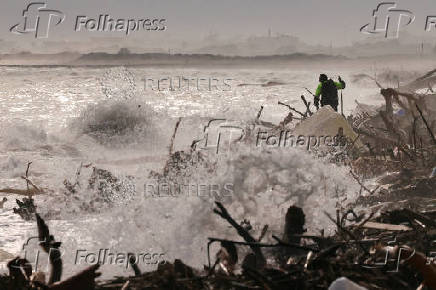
[0,52,434,66]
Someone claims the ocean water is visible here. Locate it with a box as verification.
[0,64,424,278]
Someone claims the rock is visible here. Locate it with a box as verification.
[377,172,401,185]
[293,106,364,149]
[0,249,14,263]
[328,277,368,290]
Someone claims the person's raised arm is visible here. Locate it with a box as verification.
[335,76,346,89]
[314,83,322,97]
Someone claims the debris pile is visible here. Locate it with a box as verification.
[346,69,436,212]
[96,203,436,290]
[348,69,436,179]
[3,201,436,289]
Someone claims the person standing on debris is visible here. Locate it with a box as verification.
[314,74,346,112]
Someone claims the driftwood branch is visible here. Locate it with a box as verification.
[300,95,313,116]
[213,202,266,268]
[169,117,182,156]
[0,187,43,196]
[256,106,264,120]
[20,176,41,193]
[0,162,44,196]
[25,162,32,191]
[278,101,306,118]
[128,253,141,277]
[36,213,62,284]
[416,104,436,145]
[349,169,379,195]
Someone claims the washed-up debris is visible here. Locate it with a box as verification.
[347,70,436,197]
[5,200,436,289]
[3,163,44,220]
[1,184,435,288]
[237,81,286,87]
[13,197,37,221]
[352,221,412,231]
[0,187,42,196]
[0,162,45,197]
[93,204,436,289]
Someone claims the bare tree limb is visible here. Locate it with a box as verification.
[213,202,266,268]
[169,117,182,156]
[416,104,436,145]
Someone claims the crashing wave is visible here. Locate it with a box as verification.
[69,99,160,147]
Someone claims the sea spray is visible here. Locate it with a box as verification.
[32,141,361,279]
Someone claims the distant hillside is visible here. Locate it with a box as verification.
[0,52,80,66]
[73,52,346,66]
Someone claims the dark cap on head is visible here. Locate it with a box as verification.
[319,74,328,82]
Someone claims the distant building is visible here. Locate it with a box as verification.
[118,48,131,55]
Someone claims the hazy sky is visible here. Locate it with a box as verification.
[1,0,436,48]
